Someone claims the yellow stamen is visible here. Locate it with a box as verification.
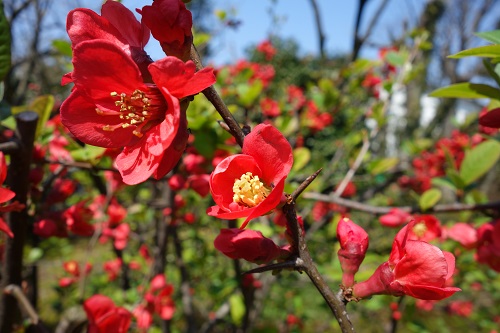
[233,172,271,207]
[412,222,427,238]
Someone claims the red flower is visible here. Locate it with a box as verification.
[214,228,290,264]
[337,218,369,287]
[207,124,293,227]
[479,107,500,129]
[63,201,95,237]
[256,40,277,61]
[260,97,281,117]
[61,40,215,184]
[353,222,461,300]
[0,152,17,238]
[140,0,193,60]
[475,220,500,272]
[446,223,477,249]
[187,174,210,197]
[379,208,411,228]
[408,214,442,242]
[83,295,132,333]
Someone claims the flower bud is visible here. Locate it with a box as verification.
[337,218,369,287]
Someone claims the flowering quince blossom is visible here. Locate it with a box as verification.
[207,124,293,228]
[479,107,500,128]
[352,222,461,300]
[61,2,215,184]
[379,208,411,228]
[475,220,500,272]
[140,0,193,60]
[214,228,291,264]
[337,218,369,287]
[83,294,132,333]
[446,222,478,250]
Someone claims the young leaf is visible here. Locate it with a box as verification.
[368,157,399,175]
[0,1,11,81]
[475,30,500,45]
[429,83,500,100]
[419,188,442,211]
[448,45,500,59]
[292,147,311,172]
[459,140,500,185]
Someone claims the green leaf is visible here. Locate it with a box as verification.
[419,188,442,211]
[448,45,500,59]
[26,248,43,264]
[70,145,106,163]
[431,177,457,191]
[229,293,245,325]
[0,1,11,81]
[236,80,263,107]
[292,147,311,172]
[385,51,406,67]
[446,168,466,189]
[367,157,399,175]
[12,95,55,139]
[429,83,500,100]
[459,140,500,185]
[483,59,500,87]
[52,39,72,57]
[475,30,500,44]
[193,128,217,159]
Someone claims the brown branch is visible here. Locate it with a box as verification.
[190,45,245,147]
[282,196,356,333]
[303,192,500,215]
[308,0,326,60]
[0,111,38,332]
[292,168,322,201]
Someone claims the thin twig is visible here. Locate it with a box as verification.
[282,197,356,332]
[4,285,39,324]
[190,45,246,147]
[292,168,322,201]
[242,258,303,275]
[303,192,500,215]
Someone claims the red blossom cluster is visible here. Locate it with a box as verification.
[399,130,484,193]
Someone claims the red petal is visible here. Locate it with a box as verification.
[239,176,286,228]
[0,217,13,238]
[67,8,128,49]
[116,141,163,185]
[394,240,448,287]
[479,108,500,128]
[149,58,215,99]
[71,40,146,105]
[242,124,293,185]
[101,1,150,48]
[402,284,461,300]
[0,187,15,203]
[206,205,254,221]
[60,89,138,148]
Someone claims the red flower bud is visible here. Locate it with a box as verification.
[214,228,289,264]
[337,218,369,286]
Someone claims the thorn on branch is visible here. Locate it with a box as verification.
[242,258,305,275]
[292,168,323,201]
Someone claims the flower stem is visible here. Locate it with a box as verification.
[282,196,356,333]
[189,45,246,147]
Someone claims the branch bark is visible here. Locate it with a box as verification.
[0,111,38,332]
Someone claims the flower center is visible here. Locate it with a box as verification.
[233,172,271,207]
[96,86,166,138]
[412,222,427,238]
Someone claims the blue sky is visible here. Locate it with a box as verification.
[44,0,426,65]
[117,0,425,65]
